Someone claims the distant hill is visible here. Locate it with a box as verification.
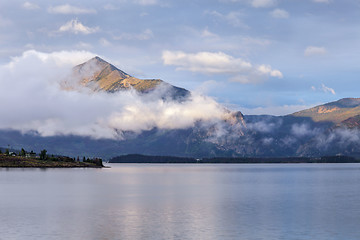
[291,98,360,123]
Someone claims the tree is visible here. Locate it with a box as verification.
[20,148,26,156]
[39,149,47,160]
[5,149,9,156]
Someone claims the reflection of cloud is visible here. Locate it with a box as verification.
[162,50,282,84]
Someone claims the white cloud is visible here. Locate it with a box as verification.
[251,0,277,8]
[114,29,154,41]
[58,19,99,35]
[257,64,283,78]
[48,4,96,14]
[99,38,112,47]
[0,50,229,139]
[201,28,218,38]
[23,2,40,10]
[205,11,249,28]
[270,9,289,18]
[162,50,283,84]
[7,50,96,67]
[291,123,317,137]
[311,83,336,95]
[321,83,335,95]
[304,46,327,56]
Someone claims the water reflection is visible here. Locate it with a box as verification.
[0,164,360,239]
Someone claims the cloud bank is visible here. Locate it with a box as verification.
[0,50,228,139]
[162,50,282,84]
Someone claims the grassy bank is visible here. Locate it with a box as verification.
[0,154,104,168]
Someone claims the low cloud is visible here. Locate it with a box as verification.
[314,128,360,150]
[304,46,327,56]
[246,119,282,133]
[270,9,289,18]
[58,19,99,35]
[162,50,282,84]
[0,50,228,139]
[291,123,319,137]
[48,4,97,14]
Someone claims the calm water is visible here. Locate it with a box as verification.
[1,164,360,240]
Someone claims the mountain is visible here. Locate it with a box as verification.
[339,115,360,129]
[69,56,189,99]
[291,98,360,123]
[1,57,360,159]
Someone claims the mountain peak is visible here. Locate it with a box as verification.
[327,98,360,108]
[71,57,190,97]
[90,56,110,64]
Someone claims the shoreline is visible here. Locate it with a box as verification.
[0,155,104,168]
[109,154,360,164]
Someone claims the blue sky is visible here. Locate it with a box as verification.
[1,0,360,115]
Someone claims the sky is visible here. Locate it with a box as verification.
[1,0,360,116]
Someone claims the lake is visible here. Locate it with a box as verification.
[1,164,360,240]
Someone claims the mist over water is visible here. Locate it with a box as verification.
[1,164,360,240]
